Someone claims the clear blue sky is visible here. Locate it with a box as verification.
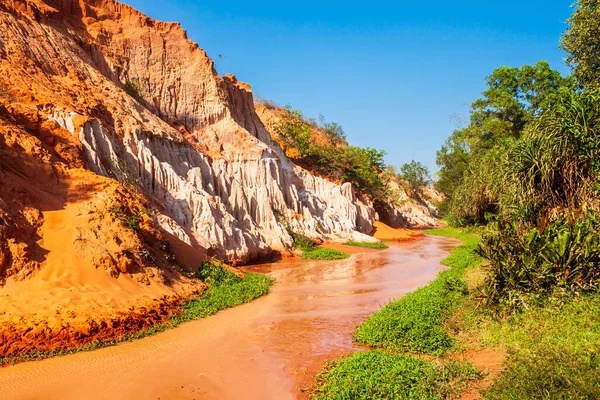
[123,0,573,175]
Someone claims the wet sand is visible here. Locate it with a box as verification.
[0,234,460,400]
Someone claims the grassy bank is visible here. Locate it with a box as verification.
[1,264,274,366]
[313,227,600,398]
[354,228,480,354]
[345,241,389,249]
[302,248,349,260]
[470,288,600,398]
[312,228,482,399]
[313,351,479,400]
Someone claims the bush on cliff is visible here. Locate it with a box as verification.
[277,108,386,200]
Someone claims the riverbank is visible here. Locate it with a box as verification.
[311,227,483,399]
[312,227,600,399]
[0,222,413,367]
[0,234,457,400]
[0,264,274,366]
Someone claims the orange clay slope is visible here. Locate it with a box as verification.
[372,221,424,241]
[0,105,204,361]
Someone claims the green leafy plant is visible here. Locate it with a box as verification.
[313,351,479,400]
[277,108,386,199]
[345,241,388,249]
[400,160,431,192]
[196,260,241,287]
[110,204,147,232]
[124,78,144,101]
[478,209,600,310]
[302,248,349,260]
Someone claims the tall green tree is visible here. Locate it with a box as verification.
[562,0,600,88]
[400,161,431,192]
[435,62,571,223]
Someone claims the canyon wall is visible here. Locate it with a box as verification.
[0,0,436,270]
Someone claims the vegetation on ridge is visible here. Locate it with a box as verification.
[275,107,387,200]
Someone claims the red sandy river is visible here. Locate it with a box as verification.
[0,234,460,399]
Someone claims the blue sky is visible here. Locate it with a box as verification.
[124,0,574,175]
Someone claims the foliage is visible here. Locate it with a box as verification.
[302,248,349,260]
[313,351,479,400]
[320,114,348,146]
[354,228,480,355]
[0,79,18,103]
[478,209,600,310]
[435,62,572,222]
[399,160,431,192]
[277,108,386,199]
[562,0,600,88]
[110,204,147,231]
[124,78,144,101]
[196,260,241,287]
[504,89,600,219]
[479,292,600,399]
[289,229,316,251]
[345,241,389,249]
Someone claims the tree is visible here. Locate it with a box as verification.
[319,115,348,146]
[434,62,571,222]
[562,0,600,88]
[400,161,431,192]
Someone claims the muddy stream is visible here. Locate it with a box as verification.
[0,235,460,400]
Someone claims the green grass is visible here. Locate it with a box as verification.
[311,227,482,399]
[302,248,349,260]
[426,229,600,399]
[472,292,600,399]
[345,241,389,249]
[1,265,274,366]
[313,351,480,400]
[353,228,480,355]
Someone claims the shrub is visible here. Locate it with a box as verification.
[196,260,241,287]
[110,204,147,231]
[302,248,349,260]
[289,230,315,252]
[400,160,431,192]
[124,78,144,101]
[478,208,600,310]
[345,241,389,249]
[277,109,386,199]
[313,351,479,400]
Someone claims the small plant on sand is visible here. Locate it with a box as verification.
[345,241,389,249]
[110,204,148,232]
[124,78,144,101]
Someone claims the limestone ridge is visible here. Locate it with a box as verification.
[0,0,433,266]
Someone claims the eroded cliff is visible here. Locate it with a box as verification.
[0,0,436,357]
